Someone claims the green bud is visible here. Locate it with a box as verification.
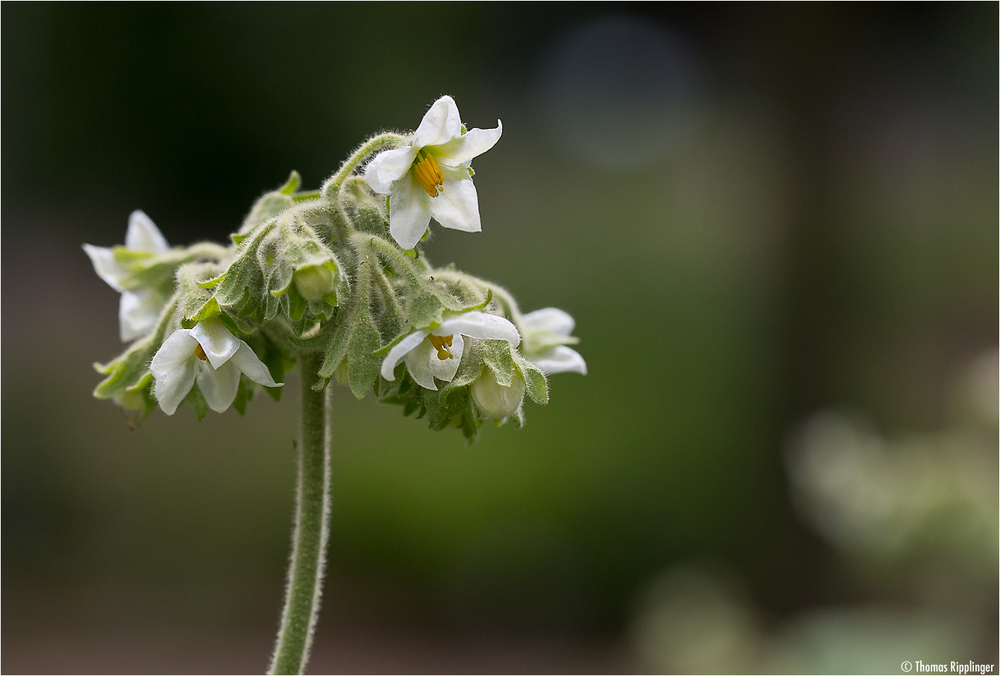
[114,387,147,413]
[293,264,335,301]
[471,368,524,420]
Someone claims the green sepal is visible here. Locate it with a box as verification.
[373,329,412,358]
[318,260,378,392]
[93,297,179,400]
[287,284,307,322]
[292,190,321,203]
[513,351,548,405]
[319,322,351,380]
[186,382,209,421]
[211,222,274,307]
[114,373,157,419]
[112,246,154,265]
[177,261,224,325]
[244,331,296,402]
[465,289,493,313]
[188,296,221,323]
[285,319,336,352]
[117,243,230,292]
[216,312,244,336]
[279,170,301,195]
[479,339,517,387]
[238,189,294,237]
[338,177,389,239]
[406,289,446,330]
[117,253,181,291]
[196,272,223,289]
[93,340,156,399]
[346,311,380,399]
[232,375,255,415]
[523,331,580,357]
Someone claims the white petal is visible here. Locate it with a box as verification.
[125,210,169,253]
[389,174,433,250]
[381,330,429,381]
[82,244,127,292]
[189,318,240,369]
[154,355,197,415]
[230,342,282,387]
[436,121,502,166]
[404,333,464,390]
[437,311,520,347]
[412,95,462,148]
[150,330,198,380]
[531,346,588,376]
[428,171,481,234]
[119,289,164,342]
[403,341,440,391]
[521,308,576,336]
[196,360,241,413]
[364,146,418,194]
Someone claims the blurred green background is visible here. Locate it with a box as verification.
[2,3,996,673]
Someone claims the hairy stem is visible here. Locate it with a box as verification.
[322,132,408,196]
[269,353,331,675]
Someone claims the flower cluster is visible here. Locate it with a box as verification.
[87,96,585,439]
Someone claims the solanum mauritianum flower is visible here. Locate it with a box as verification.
[364,95,502,250]
[83,210,171,342]
[520,308,587,376]
[380,311,519,391]
[151,318,281,415]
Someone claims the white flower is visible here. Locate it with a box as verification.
[520,308,587,375]
[364,95,502,250]
[380,311,520,390]
[83,210,171,342]
[150,318,282,415]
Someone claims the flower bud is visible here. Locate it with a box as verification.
[293,264,335,301]
[114,388,147,413]
[471,369,524,420]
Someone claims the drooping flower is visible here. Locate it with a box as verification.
[520,308,587,375]
[471,369,525,420]
[380,311,520,390]
[83,210,171,342]
[150,318,282,415]
[364,96,502,250]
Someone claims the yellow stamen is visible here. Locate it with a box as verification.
[194,343,208,361]
[427,334,454,360]
[412,150,444,197]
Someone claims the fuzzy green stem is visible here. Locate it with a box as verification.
[268,353,330,675]
[291,190,322,203]
[322,132,408,196]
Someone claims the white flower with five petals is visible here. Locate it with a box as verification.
[364,96,502,250]
[380,311,520,390]
[150,318,282,415]
[83,210,171,342]
[520,308,587,375]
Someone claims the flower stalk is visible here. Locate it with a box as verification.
[268,353,331,675]
[322,132,407,196]
[85,96,587,674]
